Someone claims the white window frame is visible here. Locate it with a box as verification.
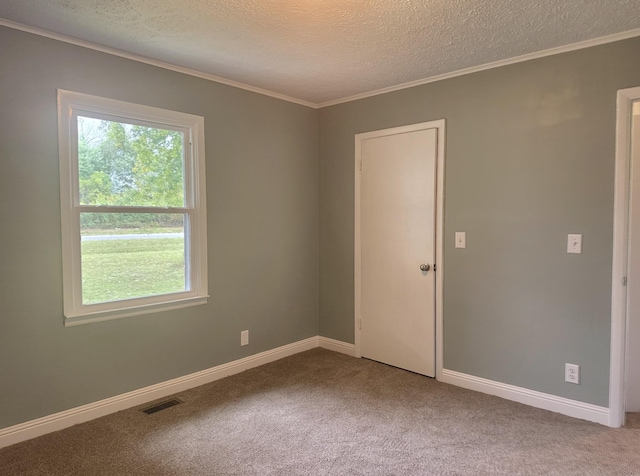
[58,90,208,326]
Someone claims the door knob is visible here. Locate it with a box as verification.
[420,264,430,272]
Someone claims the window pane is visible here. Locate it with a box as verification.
[77,116,185,207]
[80,213,186,304]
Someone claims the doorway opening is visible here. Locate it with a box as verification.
[610,86,640,428]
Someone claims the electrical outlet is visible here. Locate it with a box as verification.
[565,363,580,384]
[241,330,249,346]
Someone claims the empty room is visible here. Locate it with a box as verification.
[1,1,640,474]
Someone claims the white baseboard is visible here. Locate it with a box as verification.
[0,336,319,449]
[440,368,610,426]
[318,336,356,356]
[5,339,607,449]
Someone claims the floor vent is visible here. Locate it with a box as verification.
[142,398,183,415]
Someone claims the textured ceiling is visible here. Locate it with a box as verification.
[1,0,639,105]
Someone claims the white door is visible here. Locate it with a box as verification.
[358,126,438,377]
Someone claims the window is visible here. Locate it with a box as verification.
[58,90,207,325]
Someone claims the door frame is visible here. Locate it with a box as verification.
[354,119,446,379]
[611,86,640,428]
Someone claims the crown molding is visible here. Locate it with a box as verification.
[0,18,317,109]
[317,27,640,108]
[2,18,640,110]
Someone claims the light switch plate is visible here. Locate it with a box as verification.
[567,234,582,254]
[455,232,466,249]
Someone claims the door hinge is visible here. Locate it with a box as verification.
[358,318,362,330]
[359,160,362,171]
[623,276,628,286]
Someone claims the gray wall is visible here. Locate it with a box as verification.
[0,26,318,429]
[318,37,640,407]
[2,24,640,429]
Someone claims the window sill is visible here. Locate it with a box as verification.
[63,295,209,326]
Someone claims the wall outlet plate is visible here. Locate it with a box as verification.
[241,330,249,346]
[565,363,580,384]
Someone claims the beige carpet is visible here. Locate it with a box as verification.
[2,348,640,475]
[625,413,640,429]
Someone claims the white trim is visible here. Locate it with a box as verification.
[0,335,615,448]
[317,28,640,108]
[610,86,640,428]
[440,369,610,426]
[354,135,363,358]
[434,123,446,382]
[354,120,446,378]
[1,18,639,110]
[57,90,208,324]
[63,296,209,326]
[0,337,319,449]
[318,336,356,356]
[0,19,315,109]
